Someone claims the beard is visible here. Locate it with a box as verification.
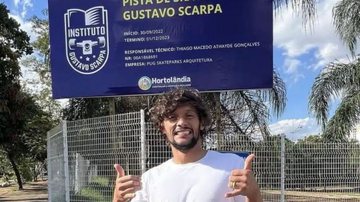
[168,129,200,152]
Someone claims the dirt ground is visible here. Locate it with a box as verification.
[262,190,360,202]
[0,180,48,202]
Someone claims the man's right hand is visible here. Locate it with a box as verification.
[113,164,141,202]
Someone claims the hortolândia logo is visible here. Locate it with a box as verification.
[64,6,109,74]
[138,76,152,91]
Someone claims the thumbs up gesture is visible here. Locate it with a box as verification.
[113,164,141,202]
[225,154,263,202]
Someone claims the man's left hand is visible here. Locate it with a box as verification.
[225,154,262,202]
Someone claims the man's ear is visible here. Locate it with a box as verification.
[200,123,205,131]
[160,124,165,134]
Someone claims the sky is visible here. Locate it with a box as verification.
[2,0,359,141]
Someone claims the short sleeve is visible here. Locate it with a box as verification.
[130,172,149,202]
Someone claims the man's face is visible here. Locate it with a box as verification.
[161,105,203,151]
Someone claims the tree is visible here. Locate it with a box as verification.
[333,0,360,56]
[219,70,286,139]
[0,3,34,189]
[21,101,55,181]
[1,85,39,189]
[62,96,151,120]
[22,10,62,119]
[273,0,317,26]
[0,3,32,91]
[1,84,52,187]
[309,58,360,141]
[23,108,55,162]
[309,0,360,142]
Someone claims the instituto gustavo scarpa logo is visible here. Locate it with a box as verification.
[64,6,109,74]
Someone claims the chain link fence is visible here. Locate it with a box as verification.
[47,111,360,202]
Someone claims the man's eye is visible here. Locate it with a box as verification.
[167,115,176,120]
[187,114,195,118]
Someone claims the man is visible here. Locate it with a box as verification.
[113,88,263,202]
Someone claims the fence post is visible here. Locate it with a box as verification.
[214,92,222,149]
[140,109,146,174]
[62,121,70,202]
[47,131,52,202]
[281,134,286,202]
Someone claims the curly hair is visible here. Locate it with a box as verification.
[149,88,211,137]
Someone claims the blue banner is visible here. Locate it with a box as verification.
[49,0,273,98]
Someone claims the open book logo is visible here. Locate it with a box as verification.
[64,6,109,75]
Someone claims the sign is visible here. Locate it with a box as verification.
[48,0,273,98]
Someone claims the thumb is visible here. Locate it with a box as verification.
[114,164,125,178]
[244,154,255,170]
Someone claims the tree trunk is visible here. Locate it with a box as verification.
[7,152,23,190]
[33,164,38,182]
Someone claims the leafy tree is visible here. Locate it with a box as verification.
[21,10,61,119]
[217,71,286,139]
[0,3,33,189]
[0,2,52,188]
[62,96,151,120]
[333,0,360,56]
[0,150,12,181]
[310,58,360,141]
[1,84,52,187]
[20,9,60,161]
[1,86,39,189]
[308,0,360,141]
[309,55,360,142]
[23,107,55,162]
[273,0,317,26]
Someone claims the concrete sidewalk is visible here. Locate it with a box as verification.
[0,181,48,202]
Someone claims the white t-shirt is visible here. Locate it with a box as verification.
[132,150,246,202]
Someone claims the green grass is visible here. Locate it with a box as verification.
[80,187,109,202]
[72,176,113,202]
[90,176,109,186]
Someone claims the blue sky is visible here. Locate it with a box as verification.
[3,0,359,141]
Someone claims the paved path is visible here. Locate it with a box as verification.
[0,181,47,202]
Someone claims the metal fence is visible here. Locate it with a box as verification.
[47,111,360,202]
[47,123,68,201]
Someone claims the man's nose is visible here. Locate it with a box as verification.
[176,116,189,127]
